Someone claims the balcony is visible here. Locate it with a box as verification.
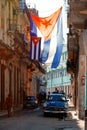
[7,19,22,35]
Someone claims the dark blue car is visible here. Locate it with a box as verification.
[23,96,38,109]
[43,93,69,117]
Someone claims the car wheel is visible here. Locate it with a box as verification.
[64,113,67,118]
[44,112,48,117]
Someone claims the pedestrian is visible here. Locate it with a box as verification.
[55,87,59,93]
[47,91,50,100]
[5,94,13,117]
[36,92,40,105]
[52,87,59,94]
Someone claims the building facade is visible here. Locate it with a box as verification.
[0,0,45,111]
[67,0,87,120]
[0,0,31,110]
[46,45,71,95]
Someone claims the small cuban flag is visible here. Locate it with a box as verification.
[30,36,41,61]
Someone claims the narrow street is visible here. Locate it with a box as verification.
[0,0,86,130]
[0,105,84,130]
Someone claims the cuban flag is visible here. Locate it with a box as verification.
[30,36,41,60]
[30,6,64,68]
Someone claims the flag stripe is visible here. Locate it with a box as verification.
[45,9,64,68]
[30,15,37,36]
[38,40,41,60]
[34,43,36,59]
[51,43,63,68]
[41,39,51,63]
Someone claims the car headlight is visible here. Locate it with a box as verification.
[64,104,68,108]
[43,102,47,107]
[35,100,38,104]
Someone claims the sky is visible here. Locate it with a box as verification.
[26,0,64,16]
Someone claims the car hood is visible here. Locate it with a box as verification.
[46,101,67,107]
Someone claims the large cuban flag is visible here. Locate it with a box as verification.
[30,6,64,68]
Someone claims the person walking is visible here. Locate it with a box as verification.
[47,91,50,100]
[5,94,13,117]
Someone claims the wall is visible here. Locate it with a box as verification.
[78,30,87,119]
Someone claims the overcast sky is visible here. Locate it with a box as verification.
[26,0,63,16]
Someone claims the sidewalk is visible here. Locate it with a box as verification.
[0,110,7,118]
[68,101,79,119]
[0,106,22,119]
[68,101,85,130]
[68,101,78,119]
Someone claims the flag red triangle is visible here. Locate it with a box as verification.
[31,36,41,46]
[30,7,62,41]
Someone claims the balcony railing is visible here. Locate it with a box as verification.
[7,19,22,34]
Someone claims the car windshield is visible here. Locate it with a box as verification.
[48,95,66,101]
[26,96,35,101]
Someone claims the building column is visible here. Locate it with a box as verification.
[78,55,86,119]
[1,64,5,110]
[0,63,1,110]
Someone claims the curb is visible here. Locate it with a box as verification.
[0,107,22,119]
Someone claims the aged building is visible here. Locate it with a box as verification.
[67,0,87,119]
[0,0,45,111]
[0,0,30,110]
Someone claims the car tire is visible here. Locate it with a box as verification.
[44,112,48,117]
[64,113,67,118]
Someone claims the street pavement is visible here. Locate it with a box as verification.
[0,101,85,130]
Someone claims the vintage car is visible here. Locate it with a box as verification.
[23,96,38,109]
[43,93,69,117]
